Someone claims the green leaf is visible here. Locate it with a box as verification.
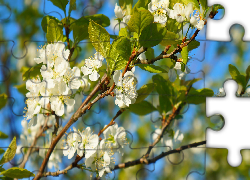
[0,149,4,155]
[48,0,68,13]
[41,15,62,33]
[153,74,176,113]
[119,28,130,38]
[46,19,63,42]
[200,0,208,12]
[21,64,43,81]
[228,64,247,88]
[107,37,131,73]
[181,46,188,65]
[73,24,88,43]
[0,167,35,179]
[88,20,110,58]
[160,31,180,46]
[184,78,202,87]
[139,23,167,48]
[145,47,154,60]
[133,0,151,12]
[0,137,16,165]
[136,64,168,73]
[127,8,153,36]
[69,0,76,15]
[14,84,28,96]
[0,131,8,139]
[119,0,133,15]
[0,94,8,110]
[135,83,154,103]
[185,88,214,104]
[188,40,200,51]
[245,65,250,82]
[128,100,157,115]
[73,14,110,27]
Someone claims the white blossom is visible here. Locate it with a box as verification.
[103,123,127,154]
[114,3,124,19]
[85,140,115,177]
[148,0,169,24]
[113,67,138,108]
[218,87,226,96]
[168,62,190,82]
[81,52,104,81]
[63,127,81,159]
[77,127,99,158]
[169,3,193,23]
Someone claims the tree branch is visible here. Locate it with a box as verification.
[42,155,84,177]
[113,140,206,170]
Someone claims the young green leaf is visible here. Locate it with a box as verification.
[160,31,179,46]
[48,0,68,14]
[14,84,29,96]
[153,74,176,113]
[136,64,168,73]
[0,131,8,139]
[199,0,208,12]
[139,23,167,48]
[0,137,16,165]
[73,24,88,43]
[74,14,110,27]
[228,64,247,88]
[135,83,154,103]
[128,100,157,115]
[21,64,43,81]
[69,0,76,15]
[41,15,62,33]
[0,167,35,179]
[185,88,214,104]
[245,65,250,82]
[145,47,154,60]
[181,46,188,65]
[0,149,4,155]
[88,20,110,58]
[46,19,63,42]
[119,28,130,38]
[107,37,131,73]
[133,0,151,12]
[127,8,153,36]
[0,94,8,110]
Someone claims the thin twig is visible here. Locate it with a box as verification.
[113,140,206,170]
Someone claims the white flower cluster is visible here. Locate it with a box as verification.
[168,62,191,82]
[63,123,127,178]
[148,0,205,30]
[25,42,90,118]
[113,67,138,108]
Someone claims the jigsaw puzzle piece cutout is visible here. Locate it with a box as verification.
[206,79,250,167]
[187,24,248,89]
[206,0,250,41]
